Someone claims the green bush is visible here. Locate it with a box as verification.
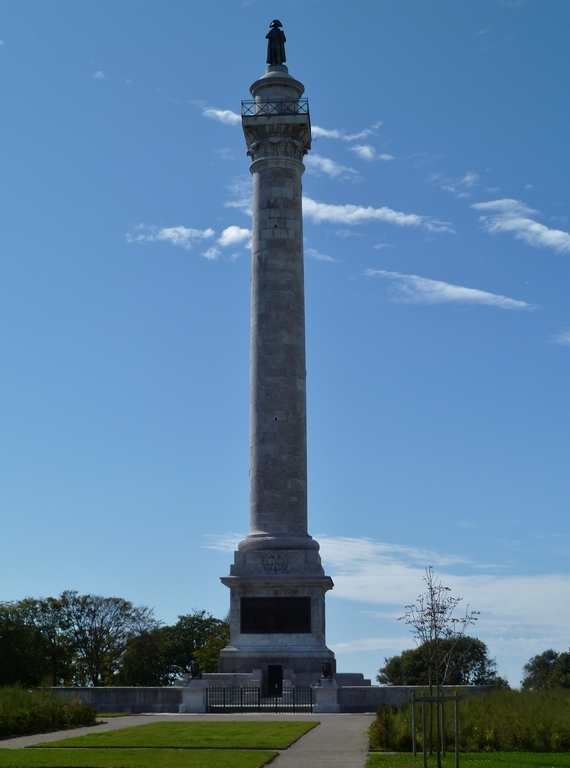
[0,686,96,740]
[371,705,414,752]
[369,689,570,753]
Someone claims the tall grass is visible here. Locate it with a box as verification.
[0,686,95,740]
[369,689,570,753]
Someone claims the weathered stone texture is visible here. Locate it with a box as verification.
[219,68,335,680]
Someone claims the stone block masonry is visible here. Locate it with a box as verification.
[218,59,335,685]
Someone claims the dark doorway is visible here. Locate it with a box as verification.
[266,664,283,696]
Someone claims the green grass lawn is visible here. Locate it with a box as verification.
[0,748,275,768]
[367,753,570,767]
[34,721,316,749]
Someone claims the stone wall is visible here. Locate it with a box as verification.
[52,684,492,715]
[53,687,183,714]
[338,685,493,714]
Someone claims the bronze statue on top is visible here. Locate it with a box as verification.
[266,20,286,66]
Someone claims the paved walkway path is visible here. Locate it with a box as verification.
[1,713,374,767]
[271,715,373,767]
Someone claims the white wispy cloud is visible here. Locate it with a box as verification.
[225,176,252,216]
[217,225,251,247]
[205,531,570,656]
[126,224,215,250]
[365,269,533,310]
[460,172,479,187]
[317,535,570,682]
[331,636,412,654]
[552,330,570,346]
[202,246,220,260]
[123,79,132,86]
[334,230,362,238]
[311,121,382,142]
[126,223,250,260]
[472,199,570,254]
[204,533,242,551]
[306,248,336,263]
[304,154,357,179]
[321,535,570,638]
[126,224,251,260]
[373,243,395,250]
[350,144,394,162]
[215,148,235,161]
[424,221,456,234]
[303,197,453,233]
[303,197,424,228]
[434,171,480,198]
[202,108,241,126]
[92,71,105,80]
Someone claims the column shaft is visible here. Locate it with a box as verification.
[250,156,307,538]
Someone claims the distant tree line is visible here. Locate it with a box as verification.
[521,649,570,690]
[377,636,509,688]
[0,592,229,687]
[378,641,570,690]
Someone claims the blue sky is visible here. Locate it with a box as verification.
[2,0,569,687]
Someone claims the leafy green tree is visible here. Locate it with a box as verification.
[117,610,230,684]
[60,591,157,686]
[377,647,429,686]
[1,595,228,687]
[522,649,570,690]
[167,610,230,675]
[0,608,50,686]
[18,597,74,685]
[118,627,173,686]
[0,599,74,686]
[377,636,508,687]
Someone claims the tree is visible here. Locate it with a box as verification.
[116,612,230,685]
[0,594,228,687]
[522,649,570,690]
[399,567,479,768]
[118,627,173,686]
[0,599,72,686]
[19,597,74,685]
[378,636,508,687]
[167,610,230,676]
[400,568,479,692]
[60,591,157,686]
[0,605,50,686]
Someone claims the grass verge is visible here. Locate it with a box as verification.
[0,748,276,767]
[367,753,570,767]
[34,721,316,749]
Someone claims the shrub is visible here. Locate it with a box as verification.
[0,686,96,740]
[370,704,413,751]
[369,689,570,753]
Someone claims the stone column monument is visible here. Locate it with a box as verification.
[219,22,336,687]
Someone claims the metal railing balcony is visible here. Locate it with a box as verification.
[241,99,309,117]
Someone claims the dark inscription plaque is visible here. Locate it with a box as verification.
[240,597,311,634]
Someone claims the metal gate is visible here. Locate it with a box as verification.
[206,685,313,713]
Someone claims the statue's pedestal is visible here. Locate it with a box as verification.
[219,572,335,684]
[313,678,340,713]
[178,680,207,714]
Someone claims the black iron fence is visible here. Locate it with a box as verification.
[241,99,309,117]
[206,685,313,713]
